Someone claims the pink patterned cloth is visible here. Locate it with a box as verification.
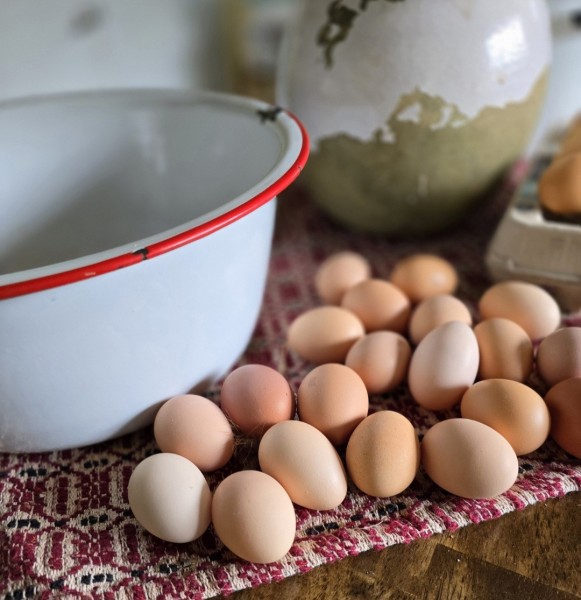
[1,180,580,599]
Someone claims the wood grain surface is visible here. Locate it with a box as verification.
[233,493,580,600]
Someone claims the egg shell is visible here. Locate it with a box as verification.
[408,294,472,345]
[536,327,581,388]
[297,363,369,446]
[408,321,479,411]
[219,364,295,438]
[154,395,234,471]
[390,254,459,304]
[345,331,411,394]
[211,470,296,564]
[559,117,581,156]
[478,281,561,341]
[544,377,581,458]
[314,251,372,305]
[346,411,420,498]
[258,420,347,510]
[538,153,581,215]
[287,306,365,364]
[341,278,411,333]
[421,418,519,499]
[460,379,550,455]
[128,453,212,543]
[473,318,534,382]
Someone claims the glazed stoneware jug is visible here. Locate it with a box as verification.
[278,0,551,235]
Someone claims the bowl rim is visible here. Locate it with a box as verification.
[0,89,310,300]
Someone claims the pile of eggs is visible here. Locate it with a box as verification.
[128,251,581,565]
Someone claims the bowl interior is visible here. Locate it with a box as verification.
[0,91,293,277]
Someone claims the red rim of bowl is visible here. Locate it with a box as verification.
[0,106,310,300]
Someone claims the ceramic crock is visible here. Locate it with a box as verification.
[278,0,552,235]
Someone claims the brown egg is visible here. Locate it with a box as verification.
[128,453,212,543]
[345,331,411,394]
[287,306,365,364]
[211,470,296,564]
[220,365,295,438]
[460,379,550,455]
[314,251,372,305]
[536,327,581,388]
[390,254,459,303]
[544,377,581,458]
[421,418,519,499]
[538,153,581,215]
[408,294,472,345]
[346,411,420,498]
[258,420,347,510]
[341,279,411,333]
[408,321,479,411]
[297,363,369,446]
[474,318,534,382]
[478,281,561,341]
[154,395,234,471]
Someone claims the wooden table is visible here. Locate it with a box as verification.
[233,493,580,600]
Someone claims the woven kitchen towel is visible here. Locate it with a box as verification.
[1,179,580,600]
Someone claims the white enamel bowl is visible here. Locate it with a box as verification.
[0,90,309,453]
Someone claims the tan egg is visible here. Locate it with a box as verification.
[346,411,420,498]
[341,279,411,333]
[536,327,581,388]
[390,254,459,304]
[128,453,212,543]
[460,379,550,455]
[314,251,372,305]
[478,281,561,341]
[287,306,365,364]
[544,377,581,458]
[220,364,295,438]
[345,331,411,394]
[408,321,479,411]
[212,470,295,564]
[538,153,581,215]
[421,418,519,499]
[258,420,347,510]
[153,395,234,472]
[408,294,472,345]
[474,318,534,382]
[297,363,369,446]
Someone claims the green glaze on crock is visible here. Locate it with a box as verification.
[302,69,549,236]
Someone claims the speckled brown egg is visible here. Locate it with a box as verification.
[297,363,369,446]
[287,306,365,364]
[421,418,519,499]
[389,254,459,304]
[346,411,420,498]
[345,331,411,394]
[478,281,561,341]
[536,327,581,388]
[460,379,550,455]
[474,318,534,382]
[544,377,581,458]
[341,278,411,333]
[408,294,472,345]
[314,251,372,305]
